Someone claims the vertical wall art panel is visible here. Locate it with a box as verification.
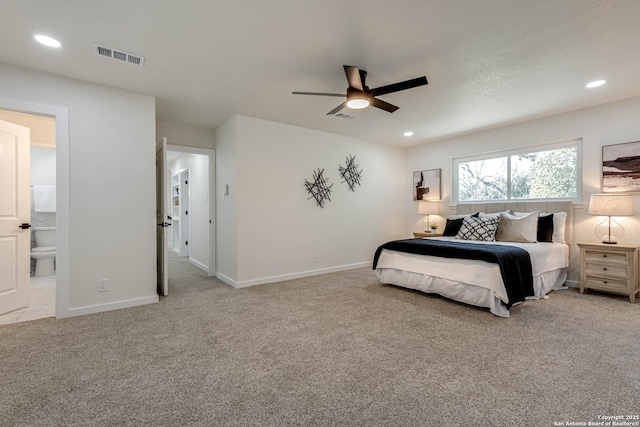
[602,141,640,193]
[413,168,441,201]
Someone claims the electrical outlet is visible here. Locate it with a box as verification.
[98,279,109,292]
[314,253,319,263]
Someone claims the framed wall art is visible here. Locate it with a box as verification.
[413,168,441,201]
[602,141,640,193]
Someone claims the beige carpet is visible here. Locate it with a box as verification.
[1,258,639,426]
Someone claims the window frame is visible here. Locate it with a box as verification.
[452,138,583,204]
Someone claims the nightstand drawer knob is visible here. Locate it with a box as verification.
[603,255,607,258]
[604,281,608,284]
[603,268,607,271]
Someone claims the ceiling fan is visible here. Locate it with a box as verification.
[292,65,428,115]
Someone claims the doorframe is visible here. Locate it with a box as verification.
[166,143,216,276]
[0,97,70,318]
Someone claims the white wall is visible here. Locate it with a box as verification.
[0,63,157,316]
[30,147,56,185]
[233,115,405,286]
[157,120,215,149]
[215,117,238,283]
[168,153,210,270]
[405,96,640,283]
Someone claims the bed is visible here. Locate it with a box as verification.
[374,202,573,317]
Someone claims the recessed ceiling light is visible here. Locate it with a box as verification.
[586,80,606,88]
[34,34,61,48]
[403,131,414,137]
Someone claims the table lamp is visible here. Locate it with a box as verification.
[418,200,441,233]
[588,194,634,244]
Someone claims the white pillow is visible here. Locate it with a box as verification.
[546,212,567,244]
[455,216,499,241]
[514,211,567,244]
[496,211,539,243]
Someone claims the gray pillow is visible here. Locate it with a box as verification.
[496,211,539,243]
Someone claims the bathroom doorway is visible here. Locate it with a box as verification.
[0,109,56,325]
[161,143,216,296]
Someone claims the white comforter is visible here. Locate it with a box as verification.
[375,237,569,303]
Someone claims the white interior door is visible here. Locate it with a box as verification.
[0,119,31,315]
[156,137,168,296]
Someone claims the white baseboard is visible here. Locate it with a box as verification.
[230,261,372,289]
[189,258,209,274]
[215,272,238,287]
[565,279,579,288]
[63,295,159,318]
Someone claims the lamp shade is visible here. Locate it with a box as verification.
[588,194,634,216]
[418,200,441,215]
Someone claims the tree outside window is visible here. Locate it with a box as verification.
[456,144,579,202]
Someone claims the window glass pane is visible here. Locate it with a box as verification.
[510,147,577,199]
[455,143,579,203]
[458,157,508,201]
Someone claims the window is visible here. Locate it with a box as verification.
[453,139,581,203]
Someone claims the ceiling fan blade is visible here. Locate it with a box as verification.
[343,65,364,91]
[326,102,347,115]
[359,69,367,88]
[292,91,345,97]
[370,98,399,113]
[370,76,428,97]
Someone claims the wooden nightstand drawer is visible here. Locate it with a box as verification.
[584,250,628,264]
[584,275,629,294]
[584,262,628,279]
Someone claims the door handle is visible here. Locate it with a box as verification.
[19,223,31,229]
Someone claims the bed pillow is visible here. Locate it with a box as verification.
[536,213,554,242]
[479,210,512,220]
[495,211,539,243]
[547,212,567,244]
[455,216,499,241]
[447,212,480,220]
[515,211,567,244]
[443,213,479,236]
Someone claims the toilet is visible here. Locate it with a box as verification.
[31,227,56,277]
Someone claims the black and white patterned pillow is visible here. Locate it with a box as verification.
[455,216,499,241]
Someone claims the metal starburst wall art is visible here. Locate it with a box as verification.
[338,154,363,192]
[304,168,333,208]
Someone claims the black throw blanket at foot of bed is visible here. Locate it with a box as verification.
[373,239,534,309]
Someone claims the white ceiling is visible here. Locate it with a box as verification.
[1,0,639,147]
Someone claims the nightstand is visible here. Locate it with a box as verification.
[413,232,443,238]
[577,242,640,303]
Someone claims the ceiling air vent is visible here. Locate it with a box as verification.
[93,43,145,67]
[334,113,355,120]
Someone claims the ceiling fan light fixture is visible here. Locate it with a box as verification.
[346,89,370,109]
[346,98,370,109]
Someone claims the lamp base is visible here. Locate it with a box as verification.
[595,216,624,245]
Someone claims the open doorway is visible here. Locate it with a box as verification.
[0,97,72,321]
[160,143,216,296]
[0,109,56,325]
